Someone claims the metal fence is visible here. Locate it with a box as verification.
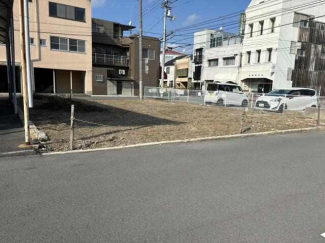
[144,86,325,115]
[144,87,206,105]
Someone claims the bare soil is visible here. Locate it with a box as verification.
[28,95,319,152]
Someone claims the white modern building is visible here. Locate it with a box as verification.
[195,0,325,93]
[201,32,242,89]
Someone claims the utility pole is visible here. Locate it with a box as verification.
[160,1,168,89]
[160,0,175,88]
[19,0,31,145]
[23,0,33,108]
[139,0,143,100]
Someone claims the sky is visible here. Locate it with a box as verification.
[92,0,252,52]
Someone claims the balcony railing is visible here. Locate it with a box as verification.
[93,53,129,66]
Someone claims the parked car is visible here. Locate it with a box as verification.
[255,88,317,111]
[204,83,249,107]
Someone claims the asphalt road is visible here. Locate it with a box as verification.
[1,132,325,242]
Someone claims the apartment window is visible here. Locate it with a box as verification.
[259,21,264,35]
[208,59,219,67]
[297,49,306,57]
[256,50,261,63]
[143,48,155,60]
[247,51,251,64]
[194,48,203,63]
[223,57,235,66]
[50,36,86,53]
[92,23,104,33]
[210,36,223,48]
[270,18,276,33]
[95,74,104,82]
[113,24,120,38]
[300,20,309,28]
[30,38,35,45]
[249,24,254,37]
[40,39,47,46]
[49,2,85,22]
[293,13,310,28]
[267,48,273,62]
[177,68,188,77]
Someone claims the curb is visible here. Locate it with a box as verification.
[43,126,324,156]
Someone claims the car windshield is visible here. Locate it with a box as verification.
[266,89,292,96]
[207,84,218,91]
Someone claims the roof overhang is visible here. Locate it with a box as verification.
[0,0,13,44]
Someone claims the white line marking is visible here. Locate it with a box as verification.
[321,232,325,238]
[0,150,33,156]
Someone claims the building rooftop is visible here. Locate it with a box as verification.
[165,55,187,66]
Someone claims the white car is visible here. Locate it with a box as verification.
[255,88,318,111]
[204,83,249,107]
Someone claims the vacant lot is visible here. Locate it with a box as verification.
[28,95,319,152]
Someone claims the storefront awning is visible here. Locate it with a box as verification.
[0,0,14,44]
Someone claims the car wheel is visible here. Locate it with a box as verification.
[217,99,224,106]
[278,104,287,113]
[241,100,248,107]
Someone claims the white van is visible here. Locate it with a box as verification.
[204,83,249,107]
[255,88,317,111]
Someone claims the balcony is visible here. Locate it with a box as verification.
[93,53,129,66]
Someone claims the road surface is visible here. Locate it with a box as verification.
[1,131,325,242]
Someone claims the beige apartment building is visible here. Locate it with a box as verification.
[0,0,92,94]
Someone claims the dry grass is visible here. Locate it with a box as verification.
[28,95,318,152]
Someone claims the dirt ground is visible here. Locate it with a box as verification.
[28,95,319,152]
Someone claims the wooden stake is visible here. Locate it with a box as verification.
[70,104,75,150]
[19,0,31,145]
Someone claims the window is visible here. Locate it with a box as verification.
[247,51,251,64]
[95,74,104,82]
[50,36,86,53]
[267,48,273,62]
[259,21,264,35]
[40,39,47,46]
[300,20,309,28]
[92,23,104,33]
[194,48,203,63]
[166,67,170,74]
[143,49,155,60]
[114,24,120,38]
[49,2,85,22]
[30,38,35,45]
[177,68,188,77]
[249,24,254,37]
[297,49,305,57]
[300,89,315,96]
[208,59,219,67]
[223,57,235,66]
[270,18,276,33]
[256,50,261,63]
[210,36,223,48]
[293,13,310,28]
